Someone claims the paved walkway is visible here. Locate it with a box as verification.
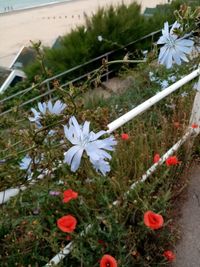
[173,164,200,267]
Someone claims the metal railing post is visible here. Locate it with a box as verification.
[189,74,200,134]
[106,54,109,81]
[46,81,51,99]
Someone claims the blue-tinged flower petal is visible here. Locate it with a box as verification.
[177,49,189,62]
[19,155,32,171]
[91,158,111,176]
[160,80,169,89]
[159,47,173,69]
[171,47,182,65]
[70,148,84,172]
[96,137,117,150]
[163,21,169,36]
[86,143,112,161]
[157,21,194,68]
[166,50,173,69]
[63,116,117,174]
[178,38,194,46]
[176,44,192,54]
[157,36,168,45]
[29,100,66,126]
[169,75,176,82]
[69,116,83,140]
[52,100,66,114]
[158,45,168,62]
[29,108,41,122]
[170,21,180,35]
[64,146,81,165]
[63,125,78,145]
[82,121,90,136]
[53,100,62,114]
[89,130,106,142]
[29,116,38,122]
[47,100,53,113]
[38,102,47,114]
[176,39,194,53]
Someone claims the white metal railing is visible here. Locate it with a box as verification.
[0,66,200,266]
[107,69,200,133]
[0,28,163,116]
[0,68,199,203]
[45,67,200,266]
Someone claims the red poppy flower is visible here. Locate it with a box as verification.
[153,154,160,163]
[66,235,71,241]
[163,250,176,261]
[144,211,164,230]
[63,189,78,203]
[166,156,180,166]
[191,123,198,129]
[100,255,117,267]
[121,133,129,140]
[57,215,77,233]
[173,122,180,128]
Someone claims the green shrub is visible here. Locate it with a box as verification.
[24,0,185,80]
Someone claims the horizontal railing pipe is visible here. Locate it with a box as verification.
[0,68,114,116]
[1,68,199,204]
[0,67,199,266]
[107,68,200,133]
[0,28,162,107]
[0,85,35,104]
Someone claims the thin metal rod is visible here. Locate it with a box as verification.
[128,130,192,191]
[0,85,35,104]
[1,69,199,203]
[45,243,73,266]
[0,170,50,204]
[42,29,161,83]
[107,68,200,133]
[0,29,161,104]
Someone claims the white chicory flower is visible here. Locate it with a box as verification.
[157,21,194,69]
[63,116,117,175]
[97,35,103,42]
[168,75,177,82]
[160,80,169,89]
[181,92,188,97]
[149,71,157,82]
[19,154,43,180]
[19,154,32,171]
[29,100,67,125]
[19,154,33,179]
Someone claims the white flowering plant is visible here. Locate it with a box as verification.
[0,3,200,266]
[157,4,200,69]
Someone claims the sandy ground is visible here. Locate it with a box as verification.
[0,0,167,68]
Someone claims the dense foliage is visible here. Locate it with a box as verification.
[24,0,186,79]
[0,0,196,112]
[0,55,200,265]
[0,1,200,266]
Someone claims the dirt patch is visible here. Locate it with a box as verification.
[84,76,135,101]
